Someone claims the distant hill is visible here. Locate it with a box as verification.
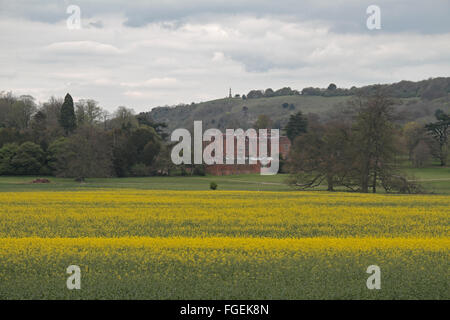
[148,77,450,133]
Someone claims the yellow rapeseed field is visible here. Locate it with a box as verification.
[0,190,448,299]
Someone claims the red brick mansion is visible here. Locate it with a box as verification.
[204,134,291,176]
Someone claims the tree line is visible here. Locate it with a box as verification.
[0,90,448,193]
[0,92,171,179]
[284,92,449,193]
[242,77,450,100]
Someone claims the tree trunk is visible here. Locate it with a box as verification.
[361,165,369,193]
[439,143,447,166]
[361,178,369,193]
[440,151,446,166]
[372,170,377,193]
[326,175,334,191]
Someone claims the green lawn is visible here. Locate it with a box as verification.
[404,167,450,194]
[0,174,292,192]
[0,166,448,193]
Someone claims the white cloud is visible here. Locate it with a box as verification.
[212,52,225,62]
[120,77,179,89]
[123,90,147,98]
[44,41,121,55]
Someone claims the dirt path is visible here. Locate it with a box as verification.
[408,178,450,182]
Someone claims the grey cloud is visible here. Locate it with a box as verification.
[1,0,449,34]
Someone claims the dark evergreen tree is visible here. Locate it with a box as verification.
[285,111,308,142]
[59,93,76,135]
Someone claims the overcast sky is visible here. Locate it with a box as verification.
[0,0,449,112]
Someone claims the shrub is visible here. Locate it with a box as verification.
[381,174,425,194]
[0,143,19,175]
[193,165,206,176]
[10,142,45,175]
[129,163,151,177]
[209,182,218,190]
